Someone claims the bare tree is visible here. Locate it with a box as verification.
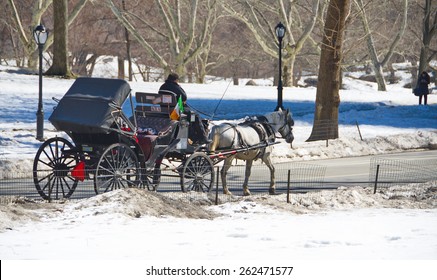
[222,0,323,87]
[6,0,51,69]
[1,10,23,66]
[307,0,350,142]
[188,0,222,83]
[353,0,408,91]
[204,17,272,84]
[107,0,219,80]
[66,1,119,77]
[5,0,89,72]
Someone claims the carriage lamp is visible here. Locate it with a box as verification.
[33,24,48,141]
[275,22,286,111]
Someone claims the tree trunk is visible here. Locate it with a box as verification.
[72,51,88,76]
[293,64,302,87]
[45,0,73,78]
[307,0,350,142]
[122,0,132,81]
[283,54,295,87]
[273,61,278,86]
[87,54,98,77]
[417,0,436,78]
[373,64,387,91]
[196,68,206,84]
[118,57,125,79]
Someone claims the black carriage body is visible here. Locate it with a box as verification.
[50,77,131,134]
[48,77,189,166]
[48,77,140,166]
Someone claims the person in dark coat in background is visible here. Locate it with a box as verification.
[416,71,430,105]
[159,73,209,144]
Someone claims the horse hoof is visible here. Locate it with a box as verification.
[243,191,251,196]
[269,189,276,195]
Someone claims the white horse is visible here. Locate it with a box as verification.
[208,109,294,195]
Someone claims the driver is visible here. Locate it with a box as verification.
[159,73,209,144]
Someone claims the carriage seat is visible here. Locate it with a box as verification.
[133,91,178,160]
[135,115,178,160]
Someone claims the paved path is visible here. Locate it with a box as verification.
[301,149,437,186]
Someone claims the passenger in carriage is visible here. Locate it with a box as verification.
[159,73,209,145]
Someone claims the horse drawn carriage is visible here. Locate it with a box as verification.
[33,77,294,200]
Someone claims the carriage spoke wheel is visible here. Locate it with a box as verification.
[180,152,214,192]
[33,137,78,200]
[94,143,140,194]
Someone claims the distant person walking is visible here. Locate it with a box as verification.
[415,71,430,105]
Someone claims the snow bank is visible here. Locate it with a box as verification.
[2,183,436,233]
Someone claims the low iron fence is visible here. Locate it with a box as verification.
[369,156,437,193]
[1,156,436,204]
[0,162,326,203]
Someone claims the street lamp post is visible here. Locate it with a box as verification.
[33,24,48,141]
[274,22,286,111]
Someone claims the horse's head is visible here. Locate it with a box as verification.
[266,109,294,147]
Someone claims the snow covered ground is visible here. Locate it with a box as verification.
[1,64,437,279]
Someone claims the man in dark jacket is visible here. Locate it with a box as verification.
[159,73,209,144]
[159,73,187,104]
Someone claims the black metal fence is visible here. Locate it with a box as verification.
[1,156,436,204]
[370,156,437,193]
[0,162,326,203]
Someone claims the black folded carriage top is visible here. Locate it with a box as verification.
[49,77,131,134]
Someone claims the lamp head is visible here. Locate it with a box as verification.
[33,25,48,45]
[275,22,286,40]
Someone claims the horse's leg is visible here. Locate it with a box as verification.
[242,159,253,196]
[221,157,234,195]
[262,155,276,195]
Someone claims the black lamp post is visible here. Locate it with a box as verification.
[275,22,286,111]
[33,24,48,141]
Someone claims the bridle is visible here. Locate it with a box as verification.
[277,111,294,141]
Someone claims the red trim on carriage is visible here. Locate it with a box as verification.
[71,161,86,181]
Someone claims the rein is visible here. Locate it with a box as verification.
[185,102,213,118]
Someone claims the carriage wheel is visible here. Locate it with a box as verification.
[94,143,140,194]
[33,137,79,200]
[180,152,214,192]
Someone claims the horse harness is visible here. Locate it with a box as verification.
[222,116,276,159]
[245,116,275,142]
